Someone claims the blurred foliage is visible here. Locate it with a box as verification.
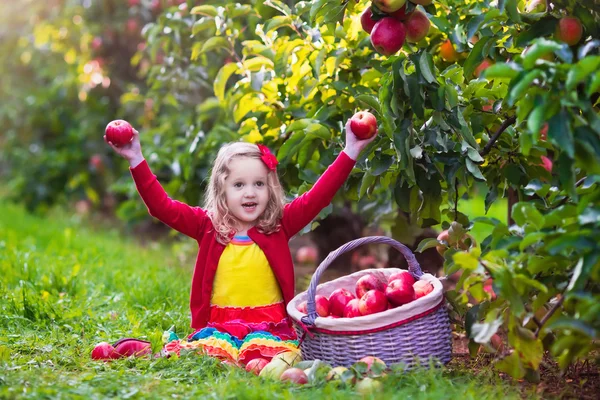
[1,0,599,379]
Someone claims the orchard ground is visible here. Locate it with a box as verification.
[0,198,598,399]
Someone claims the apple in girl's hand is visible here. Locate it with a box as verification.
[413,280,434,299]
[296,300,307,314]
[350,111,378,140]
[355,273,387,299]
[91,342,116,360]
[315,294,330,317]
[343,298,362,318]
[328,288,356,317]
[358,290,388,315]
[245,357,269,375]
[387,271,415,286]
[386,277,415,306]
[280,367,309,384]
[105,119,134,147]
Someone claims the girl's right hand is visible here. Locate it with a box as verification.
[104,128,145,167]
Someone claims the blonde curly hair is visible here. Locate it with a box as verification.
[204,142,285,244]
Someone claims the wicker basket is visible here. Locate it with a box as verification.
[287,236,452,368]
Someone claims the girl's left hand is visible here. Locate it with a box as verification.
[343,119,378,160]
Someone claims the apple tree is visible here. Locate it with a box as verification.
[132,0,599,378]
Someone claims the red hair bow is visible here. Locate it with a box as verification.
[257,144,278,171]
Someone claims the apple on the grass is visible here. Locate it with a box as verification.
[280,367,308,384]
[355,273,387,298]
[343,298,362,318]
[370,17,406,56]
[91,342,116,360]
[245,358,269,375]
[386,276,415,306]
[350,111,378,140]
[105,119,134,147]
[413,280,434,299]
[358,356,386,370]
[358,290,388,316]
[328,288,356,317]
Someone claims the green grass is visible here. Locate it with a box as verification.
[0,200,530,399]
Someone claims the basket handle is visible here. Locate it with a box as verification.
[301,236,423,327]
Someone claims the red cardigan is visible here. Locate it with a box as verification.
[130,151,356,329]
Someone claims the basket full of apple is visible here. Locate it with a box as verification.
[287,236,452,368]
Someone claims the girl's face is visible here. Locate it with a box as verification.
[225,157,270,231]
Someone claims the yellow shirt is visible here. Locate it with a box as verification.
[211,235,283,307]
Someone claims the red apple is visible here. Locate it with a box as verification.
[358,356,387,371]
[474,58,494,78]
[385,277,415,306]
[355,273,387,298]
[358,290,388,316]
[413,280,434,299]
[128,0,141,6]
[315,294,330,317]
[343,298,362,318]
[404,10,430,43]
[91,342,116,360]
[280,367,308,384]
[89,154,104,172]
[105,120,134,147]
[126,18,140,35]
[360,8,377,34]
[370,17,406,56]
[296,300,308,314]
[245,357,269,375]
[328,288,356,317]
[541,156,553,172]
[350,111,378,140]
[372,0,407,13]
[390,5,411,20]
[555,16,583,46]
[91,36,103,51]
[387,271,415,285]
[296,246,317,264]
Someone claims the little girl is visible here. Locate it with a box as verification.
[104,120,376,365]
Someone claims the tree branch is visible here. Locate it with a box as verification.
[535,295,565,338]
[480,116,517,157]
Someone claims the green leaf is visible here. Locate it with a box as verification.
[566,56,600,91]
[483,62,521,80]
[547,317,598,339]
[507,70,542,106]
[192,36,229,60]
[190,5,219,16]
[264,15,293,33]
[519,232,546,251]
[418,51,436,84]
[511,202,545,230]
[453,252,480,271]
[496,353,526,379]
[213,62,239,102]
[233,93,264,123]
[359,172,376,198]
[521,39,562,69]
[464,36,493,78]
[370,155,394,176]
[192,18,216,35]
[466,159,486,181]
[416,237,440,253]
[547,109,574,158]
[504,0,522,23]
[277,132,305,163]
[355,95,381,115]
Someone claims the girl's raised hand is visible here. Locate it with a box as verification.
[104,128,145,167]
[343,119,378,160]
